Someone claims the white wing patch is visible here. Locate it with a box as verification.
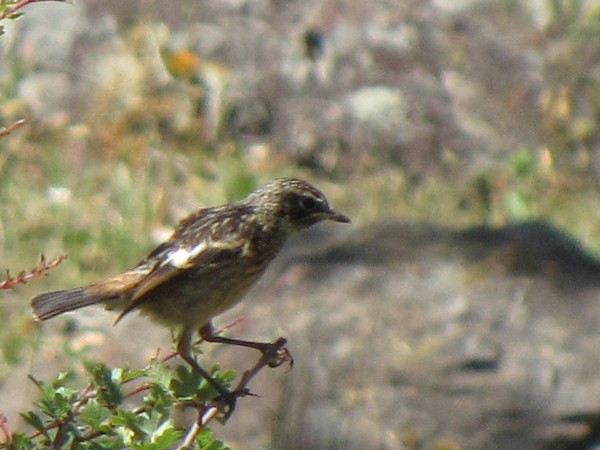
[165,242,208,268]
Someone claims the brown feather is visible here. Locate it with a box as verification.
[31,270,146,321]
[32,288,98,320]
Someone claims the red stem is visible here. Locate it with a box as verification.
[0,0,57,21]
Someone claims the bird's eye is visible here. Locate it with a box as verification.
[299,196,319,211]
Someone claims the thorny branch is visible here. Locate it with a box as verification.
[0,254,68,290]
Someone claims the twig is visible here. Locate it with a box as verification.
[0,254,68,290]
[231,337,290,400]
[0,0,58,21]
[174,415,203,450]
[0,119,25,138]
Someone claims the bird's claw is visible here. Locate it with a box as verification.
[212,388,255,421]
[213,390,238,421]
[264,337,294,369]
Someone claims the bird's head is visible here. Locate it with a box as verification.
[248,178,350,232]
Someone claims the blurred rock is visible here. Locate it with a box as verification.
[2,0,549,174]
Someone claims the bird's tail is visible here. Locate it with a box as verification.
[30,271,144,321]
[31,287,110,321]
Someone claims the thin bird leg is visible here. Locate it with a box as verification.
[177,328,238,418]
[199,322,293,368]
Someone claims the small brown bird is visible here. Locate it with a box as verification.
[31,177,350,414]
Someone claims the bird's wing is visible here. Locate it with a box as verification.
[114,206,255,323]
[132,239,248,301]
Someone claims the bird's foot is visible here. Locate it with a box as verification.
[208,387,255,422]
[261,337,293,368]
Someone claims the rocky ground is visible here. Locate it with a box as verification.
[262,220,600,450]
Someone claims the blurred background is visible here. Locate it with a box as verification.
[3,0,600,448]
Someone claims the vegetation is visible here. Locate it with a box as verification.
[3,361,234,450]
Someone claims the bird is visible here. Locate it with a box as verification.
[31,177,350,416]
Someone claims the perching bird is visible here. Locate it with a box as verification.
[31,177,350,415]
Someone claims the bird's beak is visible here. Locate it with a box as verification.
[324,209,351,223]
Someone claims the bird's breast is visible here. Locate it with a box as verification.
[135,241,285,329]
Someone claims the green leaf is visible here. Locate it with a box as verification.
[121,367,146,383]
[197,428,230,450]
[151,426,181,449]
[20,411,49,439]
[171,364,204,399]
[86,362,123,407]
[111,409,147,440]
[214,369,236,385]
[145,361,175,388]
[4,432,36,450]
[79,399,111,428]
[138,408,171,437]
[35,383,78,420]
[144,382,175,412]
[171,363,235,404]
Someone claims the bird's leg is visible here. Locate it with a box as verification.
[199,322,293,368]
[177,328,239,419]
